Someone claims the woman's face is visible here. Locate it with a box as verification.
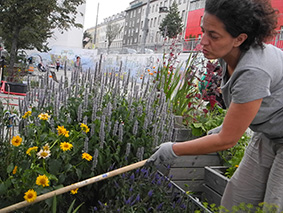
[200,12,241,60]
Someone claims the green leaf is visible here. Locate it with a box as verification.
[0,182,8,195]
[48,159,62,175]
[75,168,82,179]
[7,163,14,174]
[67,199,76,213]
[72,202,84,213]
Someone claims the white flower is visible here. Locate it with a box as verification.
[37,149,51,159]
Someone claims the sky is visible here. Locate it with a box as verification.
[84,0,131,30]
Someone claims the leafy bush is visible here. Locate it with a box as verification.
[0,66,175,212]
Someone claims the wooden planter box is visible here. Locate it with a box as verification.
[166,116,223,198]
[202,166,229,206]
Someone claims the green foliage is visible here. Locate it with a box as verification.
[219,133,250,178]
[159,1,183,38]
[0,0,84,76]
[0,67,175,212]
[83,31,92,48]
[201,201,281,213]
[189,105,226,137]
[146,38,204,118]
[92,168,198,212]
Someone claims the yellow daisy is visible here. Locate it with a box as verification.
[60,142,73,152]
[11,135,22,147]
[37,149,51,159]
[57,126,70,137]
[36,175,49,187]
[82,153,92,161]
[80,123,90,133]
[26,146,38,156]
[24,189,37,202]
[22,111,31,119]
[12,166,18,175]
[70,188,79,194]
[38,113,50,121]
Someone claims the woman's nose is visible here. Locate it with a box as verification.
[200,34,208,46]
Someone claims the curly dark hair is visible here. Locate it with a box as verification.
[205,0,278,51]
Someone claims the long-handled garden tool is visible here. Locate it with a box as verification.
[0,159,147,213]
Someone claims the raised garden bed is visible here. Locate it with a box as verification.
[202,166,229,206]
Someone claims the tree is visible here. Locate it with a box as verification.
[0,0,84,80]
[106,22,123,52]
[159,1,183,39]
[83,31,92,48]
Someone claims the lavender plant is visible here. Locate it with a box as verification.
[0,61,175,212]
[92,167,195,212]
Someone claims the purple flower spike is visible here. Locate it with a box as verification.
[130,173,135,181]
[156,202,164,210]
[148,190,153,197]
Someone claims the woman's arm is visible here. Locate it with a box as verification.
[173,98,262,156]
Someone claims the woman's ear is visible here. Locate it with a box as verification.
[234,33,248,47]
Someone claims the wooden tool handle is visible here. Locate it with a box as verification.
[0,159,147,213]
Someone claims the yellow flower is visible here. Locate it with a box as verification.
[57,126,70,137]
[24,189,37,202]
[36,175,49,187]
[26,146,38,156]
[37,149,51,159]
[82,153,92,161]
[22,111,31,119]
[80,123,90,133]
[38,113,50,120]
[235,165,239,168]
[12,166,18,175]
[60,142,73,151]
[11,135,22,147]
[70,188,79,194]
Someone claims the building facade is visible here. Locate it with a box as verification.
[47,3,86,49]
[85,0,283,53]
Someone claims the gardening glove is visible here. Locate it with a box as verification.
[207,124,223,135]
[146,142,178,166]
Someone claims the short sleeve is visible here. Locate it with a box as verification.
[231,69,271,103]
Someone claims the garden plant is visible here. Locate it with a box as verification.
[0,42,258,212]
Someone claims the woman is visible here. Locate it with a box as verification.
[148,0,283,210]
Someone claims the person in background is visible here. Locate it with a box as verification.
[147,0,283,211]
[0,56,6,81]
[56,60,60,72]
[74,56,82,71]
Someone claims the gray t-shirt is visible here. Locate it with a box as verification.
[220,44,283,141]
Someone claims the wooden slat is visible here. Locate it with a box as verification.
[204,166,229,195]
[172,154,221,167]
[169,167,204,180]
[172,180,204,193]
[202,184,222,206]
